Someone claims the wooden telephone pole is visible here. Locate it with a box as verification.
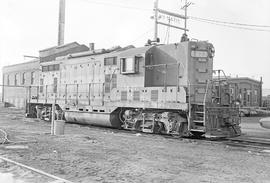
[152,0,189,43]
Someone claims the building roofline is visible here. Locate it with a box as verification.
[2,59,39,69]
[39,42,80,52]
[227,77,261,83]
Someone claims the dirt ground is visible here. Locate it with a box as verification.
[1,107,270,183]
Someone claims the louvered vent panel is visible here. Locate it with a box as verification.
[133,91,140,101]
[121,91,127,101]
[151,90,158,101]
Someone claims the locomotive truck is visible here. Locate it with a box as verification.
[24,40,241,138]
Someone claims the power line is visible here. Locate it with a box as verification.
[128,27,153,44]
[189,16,270,28]
[78,0,152,11]
[74,0,270,32]
[190,18,270,32]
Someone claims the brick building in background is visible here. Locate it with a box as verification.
[263,95,270,108]
[227,77,262,107]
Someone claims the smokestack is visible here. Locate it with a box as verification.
[58,0,65,46]
[89,43,95,51]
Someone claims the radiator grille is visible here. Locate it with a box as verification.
[151,90,158,101]
[121,91,127,101]
[133,91,140,101]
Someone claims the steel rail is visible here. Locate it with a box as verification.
[0,156,73,183]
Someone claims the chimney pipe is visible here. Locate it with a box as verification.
[58,0,65,46]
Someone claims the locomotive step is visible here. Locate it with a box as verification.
[190,129,205,132]
[142,129,153,133]
[193,120,204,123]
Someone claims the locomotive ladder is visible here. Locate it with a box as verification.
[190,103,206,133]
[189,80,210,134]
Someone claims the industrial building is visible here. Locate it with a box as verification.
[227,77,262,107]
[2,60,40,108]
[1,42,89,108]
[263,95,270,108]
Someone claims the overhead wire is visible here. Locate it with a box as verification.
[78,0,152,11]
[73,0,270,32]
[127,27,153,45]
[163,19,171,44]
[189,18,270,32]
[189,16,270,28]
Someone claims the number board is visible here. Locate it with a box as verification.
[191,50,208,58]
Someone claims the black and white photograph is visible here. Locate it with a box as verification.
[0,0,270,182]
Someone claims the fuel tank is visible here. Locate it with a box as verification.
[64,109,122,128]
[259,117,270,129]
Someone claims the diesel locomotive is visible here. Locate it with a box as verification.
[26,40,241,138]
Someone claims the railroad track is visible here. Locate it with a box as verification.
[0,156,73,183]
[224,136,270,150]
[72,122,270,149]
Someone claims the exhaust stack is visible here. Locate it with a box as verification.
[58,0,65,46]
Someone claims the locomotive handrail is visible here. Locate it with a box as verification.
[203,80,210,105]
[203,80,210,126]
[187,81,191,131]
[30,82,215,108]
[144,63,179,68]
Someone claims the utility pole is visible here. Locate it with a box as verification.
[154,0,159,42]
[184,0,187,34]
[58,0,65,46]
[181,0,193,41]
[152,0,187,44]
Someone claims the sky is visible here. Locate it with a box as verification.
[0,0,270,93]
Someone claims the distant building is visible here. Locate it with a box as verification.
[2,42,89,108]
[262,95,270,108]
[2,59,40,108]
[227,77,262,107]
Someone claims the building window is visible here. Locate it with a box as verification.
[22,72,26,85]
[31,72,35,85]
[7,75,10,85]
[14,73,18,86]
[42,64,60,72]
[104,57,117,66]
[254,90,258,103]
